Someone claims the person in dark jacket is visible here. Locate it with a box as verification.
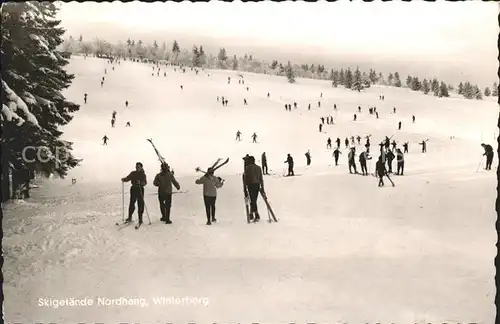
[261,152,269,175]
[333,148,342,166]
[376,156,390,187]
[243,156,265,222]
[403,141,409,154]
[348,147,358,174]
[121,162,147,224]
[153,163,180,224]
[359,150,371,176]
[319,123,323,132]
[336,137,341,148]
[327,137,332,149]
[481,143,494,170]
[419,139,428,153]
[284,154,294,176]
[395,148,405,175]
[345,137,349,149]
[386,149,395,173]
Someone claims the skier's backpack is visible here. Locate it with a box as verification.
[214,177,224,189]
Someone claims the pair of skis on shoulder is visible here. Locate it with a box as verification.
[195,157,230,174]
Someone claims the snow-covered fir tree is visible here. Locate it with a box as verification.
[439,81,449,97]
[492,82,498,96]
[344,68,353,89]
[484,87,491,97]
[286,61,296,83]
[352,66,364,92]
[422,79,430,94]
[232,54,238,70]
[2,2,81,200]
[394,72,402,87]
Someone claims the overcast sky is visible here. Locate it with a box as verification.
[56,1,499,85]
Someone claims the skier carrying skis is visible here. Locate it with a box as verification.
[333,148,342,166]
[121,162,147,224]
[243,156,264,222]
[102,135,109,145]
[195,167,223,225]
[305,150,312,166]
[481,143,494,170]
[419,139,428,153]
[153,163,180,224]
[261,152,269,175]
[284,154,295,176]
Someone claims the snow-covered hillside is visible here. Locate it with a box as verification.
[3,56,497,323]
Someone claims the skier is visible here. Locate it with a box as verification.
[393,107,396,114]
[224,99,228,106]
[376,156,389,187]
[419,140,428,153]
[333,148,342,166]
[126,121,131,127]
[244,98,248,105]
[320,92,323,98]
[327,137,332,149]
[403,142,409,154]
[412,115,416,123]
[376,112,379,119]
[319,123,323,133]
[284,154,295,176]
[386,149,395,173]
[236,130,242,141]
[285,104,288,111]
[358,106,361,112]
[125,101,129,108]
[195,167,222,225]
[334,104,337,110]
[384,136,391,150]
[336,137,341,148]
[345,137,349,148]
[294,102,297,109]
[398,121,402,130]
[261,152,269,175]
[395,148,405,175]
[84,93,87,104]
[111,118,115,128]
[391,140,397,151]
[267,93,270,98]
[359,150,371,176]
[305,150,311,166]
[180,85,183,90]
[105,69,107,74]
[353,114,357,121]
[121,162,147,224]
[350,136,355,145]
[481,143,494,170]
[356,136,361,145]
[243,155,265,222]
[217,96,219,102]
[112,110,117,119]
[100,80,104,87]
[154,163,180,224]
[308,103,311,111]
[318,101,321,108]
[321,117,325,124]
[348,147,358,174]
[102,135,109,145]
[252,133,258,143]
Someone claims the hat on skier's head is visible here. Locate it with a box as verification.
[207,167,214,174]
[136,162,143,168]
[161,163,169,171]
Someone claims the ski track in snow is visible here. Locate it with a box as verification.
[3,56,497,323]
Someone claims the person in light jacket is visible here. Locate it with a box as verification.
[195,167,224,225]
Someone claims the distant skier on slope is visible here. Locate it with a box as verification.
[357,135,361,145]
[236,130,242,141]
[125,101,129,107]
[126,121,131,127]
[481,143,494,170]
[121,162,147,224]
[327,137,332,149]
[305,150,311,166]
[391,140,397,151]
[261,152,269,175]
[412,115,416,123]
[252,133,258,143]
[102,135,109,145]
[419,139,428,153]
[111,118,115,128]
[358,106,361,112]
[84,93,87,104]
[284,154,295,176]
[243,156,265,222]
[403,142,409,153]
[319,123,323,132]
[345,137,349,148]
[154,163,180,224]
[393,107,396,114]
[333,148,342,166]
[195,166,222,225]
[398,121,402,130]
[336,137,341,148]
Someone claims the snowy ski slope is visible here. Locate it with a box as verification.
[3,56,497,323]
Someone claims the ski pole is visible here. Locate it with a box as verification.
[476,156,484,173]
[122,181,125,223]
[141,189,152,225]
